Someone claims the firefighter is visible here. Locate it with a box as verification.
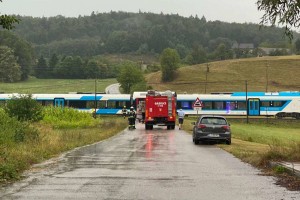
[122,106,127,118]
[128,106,136,129]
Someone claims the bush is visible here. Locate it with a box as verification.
[4,94,44,122]
[0,109,40,143]
[42,106,97,128]
[0,110,40,182]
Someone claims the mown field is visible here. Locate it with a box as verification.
[0,77,117,93]
[146,55,300,93]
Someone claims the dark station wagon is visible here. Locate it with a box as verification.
[192,115,231,145]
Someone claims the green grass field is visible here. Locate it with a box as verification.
[0,77,117,93]
[146,55,300,93]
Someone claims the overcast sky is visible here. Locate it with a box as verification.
[1,0,263,24]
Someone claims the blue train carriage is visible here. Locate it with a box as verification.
[176,91,300,119]
[0,93,132,115]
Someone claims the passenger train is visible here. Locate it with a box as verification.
[0,91,299,119]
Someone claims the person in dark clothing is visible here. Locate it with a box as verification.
[128,106,136,129]
[122,106,127,118]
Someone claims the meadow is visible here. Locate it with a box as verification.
[0,77,117,93]
[146,55,300,93]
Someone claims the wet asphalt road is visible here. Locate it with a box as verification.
[1,123,300,200]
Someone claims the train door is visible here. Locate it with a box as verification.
[54,98,65,107]
[135,98,145,122]
[248,98,260,116]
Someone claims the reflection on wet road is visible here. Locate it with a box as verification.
[1,123,300,199]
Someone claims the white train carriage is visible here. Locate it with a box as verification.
[0,93,131,115]
[176,91,300,119]
[1,91,299,118]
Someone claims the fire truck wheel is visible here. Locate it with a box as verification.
[145,124,152,130]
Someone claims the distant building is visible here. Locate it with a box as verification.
[232,42,255,58]
[232,42,254,49]
[258,47,290,55]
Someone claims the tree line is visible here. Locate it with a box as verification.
[2,11,300,83]
[12,12,298,59]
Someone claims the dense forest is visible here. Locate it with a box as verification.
[1,11,299,81]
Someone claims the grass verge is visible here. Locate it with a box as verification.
[0,110,127,185]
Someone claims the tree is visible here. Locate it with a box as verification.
[48,53,59,77]
[189,44,207,64]
[84,60,100,79]
[160,48,180,82]
[0,31,34,81]
[295,38,300,54]
[55,56,84,78]
[4,94,43,122]
[35,55,48,78]
[0,0,20,30]
[213,43,233,60]
[0,45,21,82]
[257,0,300,38]
[117,62,145,93]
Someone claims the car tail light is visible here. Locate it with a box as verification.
[222,125,230,131]
[198,124,206,129]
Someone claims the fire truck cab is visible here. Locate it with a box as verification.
[144,90,177,130]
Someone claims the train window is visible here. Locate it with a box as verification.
[177,101,192,109]
[117,101,128,108]
[202,101,212,110]
[44,100,53,106]
[261,101,270,107]
[213,101,224,110]
[237,101,246,110]
[98,101,106,108]
[176,102,181,109]
[273,101,286,107]
[227,101,236,110]
[69,100,88,108]
[86,101,96,108]
[110,101,118,108]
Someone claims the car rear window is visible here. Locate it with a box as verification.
[200,117,227,125]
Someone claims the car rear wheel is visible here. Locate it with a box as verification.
[226,139,231,145]
[193,138,199,145]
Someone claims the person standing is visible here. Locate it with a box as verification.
[122,106,127,118]
[128,106,136,129]
[178,108,185,130]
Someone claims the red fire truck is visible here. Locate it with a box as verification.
[144,90,177,130]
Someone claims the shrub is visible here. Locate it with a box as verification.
[0,109,40,143]
[4,94,43,122]
[42,106,97,128]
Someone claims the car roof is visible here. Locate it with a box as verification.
[199,115,226,119]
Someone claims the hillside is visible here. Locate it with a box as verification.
[12,12,294,59]
[145,56,300,93]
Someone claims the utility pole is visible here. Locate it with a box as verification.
[266,61,269,92]
[94,74,97,119]
[204,63,209,94]
[245,80,248,124]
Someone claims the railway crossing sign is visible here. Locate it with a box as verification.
[193,97,203,108]
[193,97,203,115]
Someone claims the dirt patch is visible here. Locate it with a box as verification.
[274,173,300,191]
